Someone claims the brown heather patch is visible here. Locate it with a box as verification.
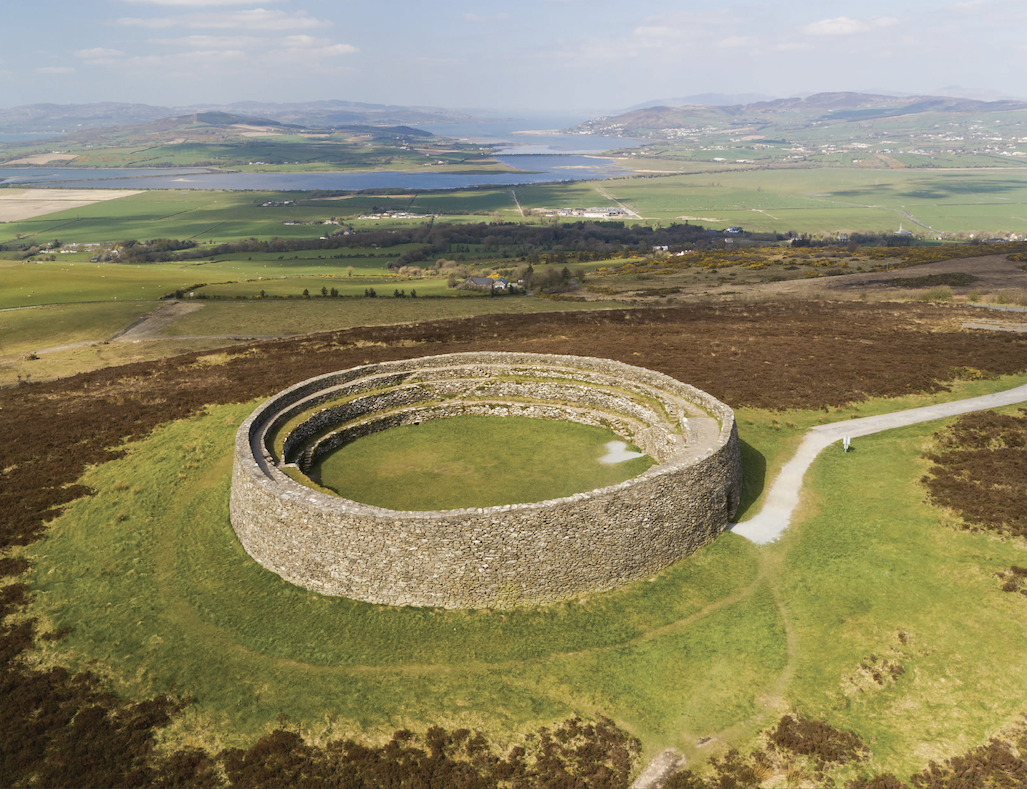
[921,409,1027,538]
[663,713,871,788]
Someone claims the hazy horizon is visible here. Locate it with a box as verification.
[2,0,1025,114]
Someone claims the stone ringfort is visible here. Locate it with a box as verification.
[230,352,743,609]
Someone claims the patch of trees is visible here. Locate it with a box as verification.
[93,238,198,264]
[526,265,578,294]
[788,231,917,248]
[116,220,717,267]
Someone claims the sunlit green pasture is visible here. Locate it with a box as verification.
[0,254,422,309]
[508,181,622,212]
[0,190,401,246]
[0,261,202,308]
[0,187,552,251]
[19,376,1027,774]
[194,276,455,300]
[601,168,1027,234]
[0,301,155,357]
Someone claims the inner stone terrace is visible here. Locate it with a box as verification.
[230,353,743,609]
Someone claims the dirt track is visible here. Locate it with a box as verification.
[109,301,206,341]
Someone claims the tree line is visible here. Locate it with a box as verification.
[21,220,719,267]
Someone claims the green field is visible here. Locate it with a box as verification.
[600,168,1027,234]
[0,301,154,357]
[0,191,356,246]
[0,255,427,310]
[19,380,1027,777]
[3,165,1027,257]
[313,415,654,510]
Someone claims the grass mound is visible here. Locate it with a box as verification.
[24,401,774,746]
[313,415,654,510]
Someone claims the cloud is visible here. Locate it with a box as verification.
[716,36,755,48]
[801,16,901,36]
[117,8,324,31]
[464,13,509,22]
[946,0,991,11]
[36,67,76,74]
[776,42,814,52]
[120,0,281,5]
[75,48,126,59]
[109,48,248,77]
[146,35,258,48]
[276,35,358,58]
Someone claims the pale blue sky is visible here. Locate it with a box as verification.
[1,0,1024,112]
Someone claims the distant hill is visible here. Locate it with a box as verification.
[626,93,776,110]
[572,92,1027,137]
[0,102,174,134]
[191,111,290,128]
[0,100,483,135]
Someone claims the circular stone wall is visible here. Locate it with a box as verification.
[230,353,743,609]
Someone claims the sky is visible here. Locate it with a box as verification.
[2,0,1025,115]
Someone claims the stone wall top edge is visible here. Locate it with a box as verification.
[234,352,737,518]
[243,352,734,431]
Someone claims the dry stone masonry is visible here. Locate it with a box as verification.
[230,353,742,609]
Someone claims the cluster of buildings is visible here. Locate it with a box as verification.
[529,206,626,219]
[357,211,432,220]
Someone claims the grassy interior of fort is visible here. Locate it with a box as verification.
[310,415,654,510]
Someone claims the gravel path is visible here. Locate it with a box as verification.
[731,382,1027,544]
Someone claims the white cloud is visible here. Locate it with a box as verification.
[946,0,991,11]
[75,48,126,59]
[117,49,249,76]
[277,35,358,58]
[776,42,813,52]
[36,67,76,74]
[117,8,324,31]
[801,16,901,36]
[716,36,755,49]
[120,0,281,5]
[147,35,258,48]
